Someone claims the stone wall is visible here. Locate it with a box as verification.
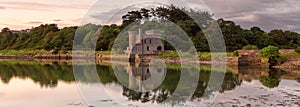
[238,50,269,66]
[277,56,300,68]
[279,49,296,54]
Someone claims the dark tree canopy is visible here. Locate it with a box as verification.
[1,5,300,52]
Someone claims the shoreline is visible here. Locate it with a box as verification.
[0,50,299,69]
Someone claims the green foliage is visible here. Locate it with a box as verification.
[0,60,74,87]
[157,52,179,58]
[259,70,281,88]
[0,5,300,53]
[197,52,230,58]
[61,46,67,54]
[242,45,258,50]
[232,50,239,57]
[197,52,211,58]
[51,47,59,54]
[217,19,249,51]
[0,49,47,56]
[259,45,280,58]
[259,76,280,88]
[260,45,286,66]
[295,46,300,53]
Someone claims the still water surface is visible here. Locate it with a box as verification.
[0,60,299,107]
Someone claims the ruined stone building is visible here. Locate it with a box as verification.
[238,50,269,66]
[126,29,164,56]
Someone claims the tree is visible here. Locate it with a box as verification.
[218,19,248,51]
[256,33,275,49]
[269,30,288,47]
[0,28,11,34]
[1,4,300,53]
[247,26,265,45]
[242,45,258,50]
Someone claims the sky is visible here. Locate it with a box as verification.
[0,0,300,32]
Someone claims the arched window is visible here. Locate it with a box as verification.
[157,46,162,51]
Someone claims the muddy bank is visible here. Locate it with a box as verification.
[0,55,32,59]
[275,56,300,69]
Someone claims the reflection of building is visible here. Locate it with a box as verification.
[126,29,164,61]
[126,62,165,92]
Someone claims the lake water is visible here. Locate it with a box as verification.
[0,60,299,107]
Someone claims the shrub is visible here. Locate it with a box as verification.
[61,46,67,54]
[260,45,283,66]
[51,47,59,54]
[232,50,238,57]
[242,45,258,50]
[295,46,300,53]
[259,45,280,58]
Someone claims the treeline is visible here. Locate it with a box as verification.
[0,5,300,52]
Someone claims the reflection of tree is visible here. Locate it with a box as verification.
[121,66,240,104]
[259,69,281,88]
[259,76,280,88]
[0,60,240,105]
[297,78,300,83]
[0,60,123,88]
[97,65,120,84]
[220,72,242,92]
[0,61,74,88]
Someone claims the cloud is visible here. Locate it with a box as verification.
[53,19,62,22]
[0,6,5,9]
[89,7,140,25]
[87,0,300,32]
[28,21,43,24]
[199,0,300,32]
[89,8,122,24]
[89,4,161,25]
[0,1,87,11]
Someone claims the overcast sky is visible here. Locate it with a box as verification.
[0,0,300,32]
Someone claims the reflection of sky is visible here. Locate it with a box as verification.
[77,79,300,107]
[1,0,300,32]
[0,78,85,107]
[1,76,300,106]
[79,82,198,107]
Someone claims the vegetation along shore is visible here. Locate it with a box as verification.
[0,5,300,68]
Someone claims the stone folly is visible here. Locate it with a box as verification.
[126,29,164,61]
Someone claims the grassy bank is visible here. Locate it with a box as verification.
[0,50,48,56]
[157,52,234,58]
[1,49,299,59]
[0,50,113,56]
[0,49,235,59]
[281,53,300,57]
